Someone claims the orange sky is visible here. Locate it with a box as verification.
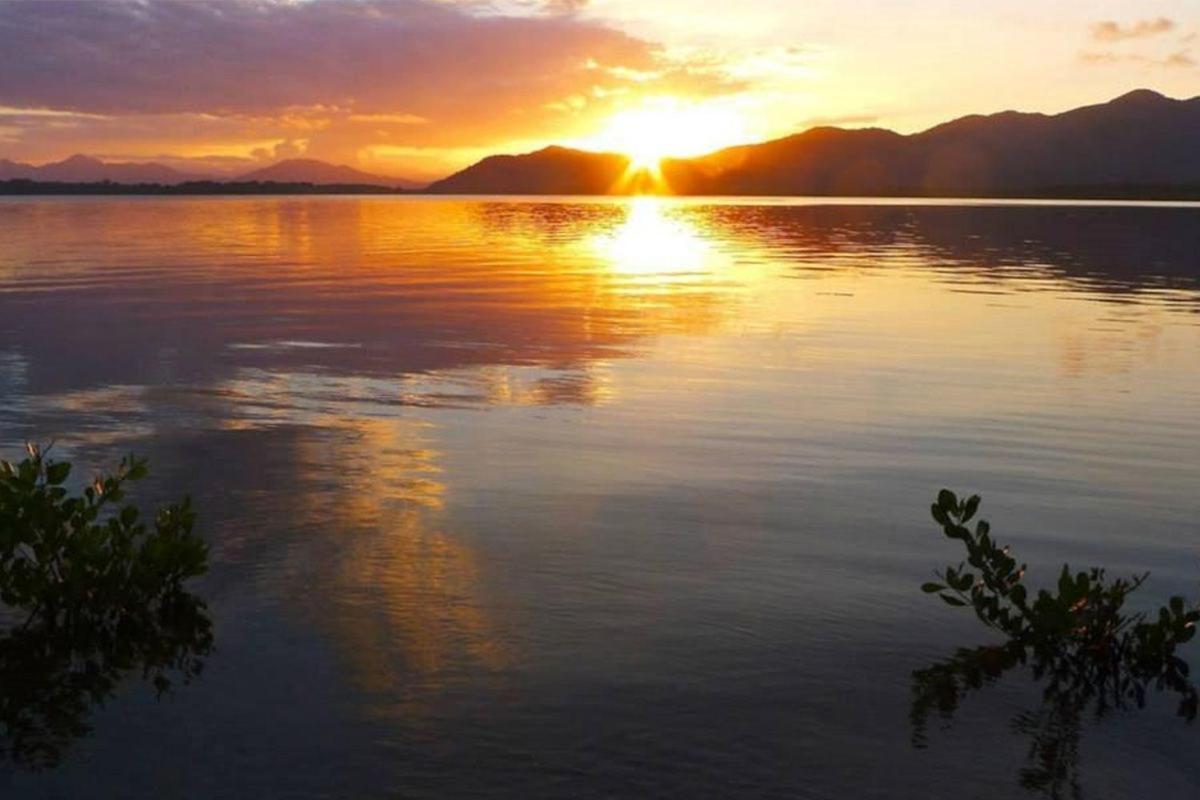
[0,0,1197,180]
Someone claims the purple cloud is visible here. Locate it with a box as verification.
[0,0,680,120]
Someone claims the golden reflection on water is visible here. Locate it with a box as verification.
[190,201,739,709]
[3,197,1200,723]
[473,363,617,407]
[287,416,512,710]
[330,509,511,702]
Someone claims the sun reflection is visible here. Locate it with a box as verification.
[590,198,720,279]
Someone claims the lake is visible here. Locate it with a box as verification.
[1,196,1198,798]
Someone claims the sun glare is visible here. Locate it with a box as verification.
[591,198,719,278]
[585,99,751,172]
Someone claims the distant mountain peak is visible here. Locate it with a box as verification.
[1111,88,1168,105]
[58,154,104,166]
[516,145,617,161]
[2,155,196,184]
[235,158,416,188]
[537,145,589,155]
[266,157,339,169]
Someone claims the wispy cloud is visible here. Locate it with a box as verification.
[1080,49,1195,69]
[347,113,431,125]
[1090,18,1175,42]
[1165,51,1197,68]
[798,113,879,129]
[1082,17,1195,71]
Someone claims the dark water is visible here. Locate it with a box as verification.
[1,197,1198,798]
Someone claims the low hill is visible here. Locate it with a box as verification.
[426,146,634,194]
[235,158,419,189]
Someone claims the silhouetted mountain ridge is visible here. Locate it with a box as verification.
[6,91,1199,197]
[429,146,634,195]
[429,90,1200,197]
[0,155,419,188]
[0,154,200,184]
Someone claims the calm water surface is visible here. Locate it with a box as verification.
[1,197,1198,798]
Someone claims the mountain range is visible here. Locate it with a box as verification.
[4,90,1200,198]
[428,90,1200,197]
[0,156,416,188]
[0,154,201,185]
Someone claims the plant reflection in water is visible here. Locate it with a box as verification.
[912,491,1198,799]
[0,446,212,770]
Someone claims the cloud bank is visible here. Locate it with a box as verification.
[0,0,660,116]
[0,0,730,174]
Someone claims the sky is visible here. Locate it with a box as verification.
[0,0,1198,179]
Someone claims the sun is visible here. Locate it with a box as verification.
[609,106,690,171]
[583,98,752,172]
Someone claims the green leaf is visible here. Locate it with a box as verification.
[939,595,968,607]
[921,582,946,594]
[126,459,149,481]
[46,461,71,485]
[962,495,980,523]
[1058,565,1072,597]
